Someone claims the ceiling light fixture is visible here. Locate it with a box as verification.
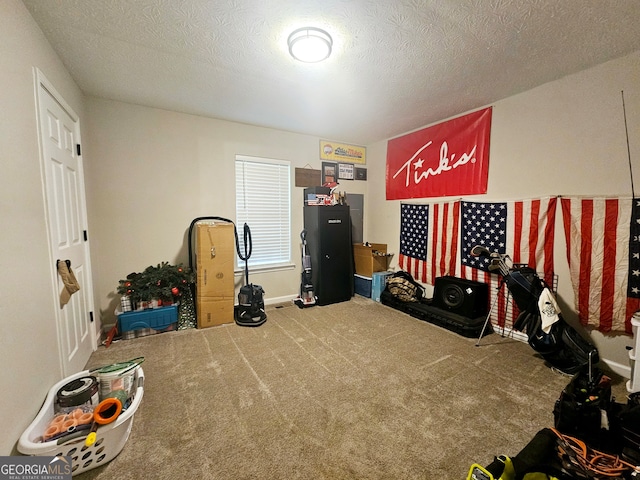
[288,27,333,63]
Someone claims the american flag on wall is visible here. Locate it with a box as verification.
[561,197,640,334]
[399,201,460,285]
[459,197,557,328]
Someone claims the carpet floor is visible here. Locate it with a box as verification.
[77,297,626,479]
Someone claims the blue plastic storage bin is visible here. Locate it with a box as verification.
[118,305,177,333]
[354,275,372,298]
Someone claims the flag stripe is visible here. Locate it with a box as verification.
[578,199,594,324]
[449,203,460,275]
[431,203,441,283]
[438,203,447,278]
[599,199,619,331]
[528,199,541,268]
[561,198,573,271]
[543,198,557,284]
[513,201,523,263]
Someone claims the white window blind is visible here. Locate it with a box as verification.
[235,155,291,268]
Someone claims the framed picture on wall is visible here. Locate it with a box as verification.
[322,162,337,184]
[355,167,367,181]
[338,163,354,180]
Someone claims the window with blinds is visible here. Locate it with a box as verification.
[235,155,291,268]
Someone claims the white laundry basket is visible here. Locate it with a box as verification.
[18,366,144,476]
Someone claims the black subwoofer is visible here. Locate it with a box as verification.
[432,276,489,318]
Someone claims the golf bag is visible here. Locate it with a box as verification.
[471,245,598,375]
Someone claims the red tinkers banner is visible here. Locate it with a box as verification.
[386,107,492,200]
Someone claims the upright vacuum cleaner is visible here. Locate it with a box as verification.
[234,222,267,327]
[294,230,317,308]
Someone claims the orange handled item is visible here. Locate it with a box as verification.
[85,397,123,447]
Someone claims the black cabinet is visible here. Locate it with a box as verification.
[303,205,354,305]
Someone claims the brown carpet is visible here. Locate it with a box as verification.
[77,297,624,479]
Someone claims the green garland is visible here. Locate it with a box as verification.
[117,262,195,305]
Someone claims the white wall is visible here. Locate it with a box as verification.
[83,98,368,327]
[367,51,640,373]
[0,0,86,455]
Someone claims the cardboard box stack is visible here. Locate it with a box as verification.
[353,243,390,277]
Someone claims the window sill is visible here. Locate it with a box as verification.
[234,263,296,276]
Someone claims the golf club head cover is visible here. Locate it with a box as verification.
[470,245,491,257]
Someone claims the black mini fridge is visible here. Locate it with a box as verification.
[303,204,354,305]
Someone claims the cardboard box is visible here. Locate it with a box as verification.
[196,296,235,328]
[353,243,389,277]
[372,271,393,302]
[195,222,235,297]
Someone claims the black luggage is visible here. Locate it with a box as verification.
[381,275,491,338]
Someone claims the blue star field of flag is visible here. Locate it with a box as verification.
[628,198,640,298]
[400,204,428,260]
[461,201,507,271]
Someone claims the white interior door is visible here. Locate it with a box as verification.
[35,69,96,376]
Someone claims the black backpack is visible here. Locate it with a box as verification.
[553,365,621,453]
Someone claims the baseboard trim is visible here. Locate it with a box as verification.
[601,358,631,380]
[490,324,529,344]
[265,294,298,306]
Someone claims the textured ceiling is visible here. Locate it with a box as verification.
[22,0,640,145]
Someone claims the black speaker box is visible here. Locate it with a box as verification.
[432,276,489,319]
